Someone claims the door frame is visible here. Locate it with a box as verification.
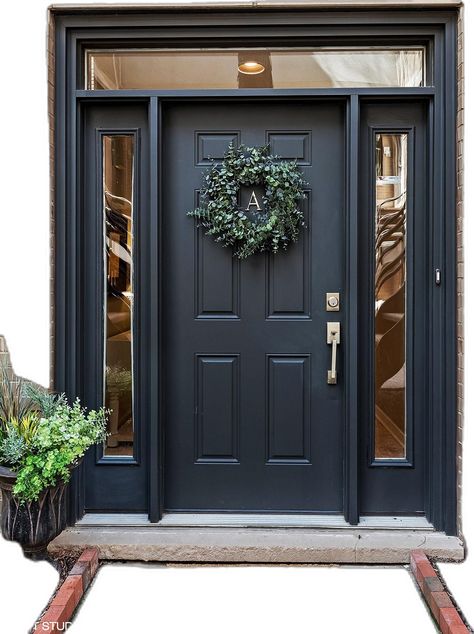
[51,6,459,534]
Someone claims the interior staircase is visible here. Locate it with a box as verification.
[374,193,406,457]
[104,191,134,453]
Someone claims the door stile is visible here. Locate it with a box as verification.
[427,30,445,534]
[344,94,360,525]
[149,96,161,522]
[426,95,439,529]
[67,103,85,524]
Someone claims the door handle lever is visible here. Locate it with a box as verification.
[327,322,341,385]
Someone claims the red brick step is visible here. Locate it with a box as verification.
[34,547,100,632]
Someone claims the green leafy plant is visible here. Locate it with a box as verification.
[0,373,108,503]
[12,398,108,503]
[188,144,306,258]
[0,426,27,469]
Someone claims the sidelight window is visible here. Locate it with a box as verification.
[85,47,426,90]
[102,134,135,457]
[374,133,408,461]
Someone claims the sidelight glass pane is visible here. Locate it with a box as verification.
[374,133,408,460]
[86,48,425,90]
[103,135,135,457]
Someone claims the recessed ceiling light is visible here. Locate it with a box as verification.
[238,61,265,75]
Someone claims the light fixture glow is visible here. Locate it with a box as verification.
[238,61,265,75]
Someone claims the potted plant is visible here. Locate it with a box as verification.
[0,367,107,555]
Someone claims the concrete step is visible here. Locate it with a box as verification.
[47,526,464,564]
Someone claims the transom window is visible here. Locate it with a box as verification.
[86,47,426,90]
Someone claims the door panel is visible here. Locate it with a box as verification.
[82,103,149,512]
[359,101,428,515]
[162,101,346,512]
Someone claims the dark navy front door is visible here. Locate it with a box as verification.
[162,101,346,512]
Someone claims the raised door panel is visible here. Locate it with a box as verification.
[195,355,240,463]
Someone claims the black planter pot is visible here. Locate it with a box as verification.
[0,466,67,555]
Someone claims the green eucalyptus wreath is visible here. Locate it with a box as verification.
[188,144,306,258]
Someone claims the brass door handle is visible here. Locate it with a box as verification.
[327,322,341,385]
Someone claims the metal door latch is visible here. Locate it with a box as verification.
[327,322,340,385]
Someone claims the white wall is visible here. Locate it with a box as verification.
[0,0,472,627]
[0,1,50,386]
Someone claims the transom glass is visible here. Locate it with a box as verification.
[86,47,426,90]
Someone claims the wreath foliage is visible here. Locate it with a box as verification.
[188,144,306,258]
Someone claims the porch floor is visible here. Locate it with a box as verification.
[47,525,464,564]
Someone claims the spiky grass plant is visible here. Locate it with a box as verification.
[23,383,66,419]
[6,414,40,447]
[0,364,35,428]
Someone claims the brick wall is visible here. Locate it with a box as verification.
[0,335,14,381]
[456,5,464,537]
[47,10,55,392]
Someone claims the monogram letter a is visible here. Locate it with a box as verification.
[246,190,262,211]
